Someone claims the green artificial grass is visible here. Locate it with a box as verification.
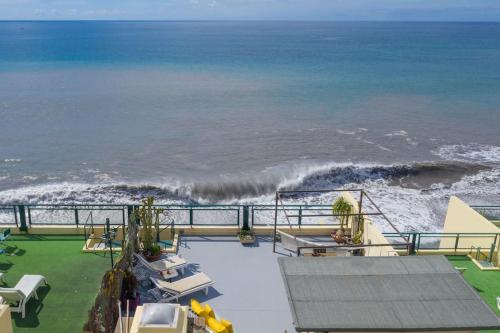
[447,256,500,333]
[1,235,114,332]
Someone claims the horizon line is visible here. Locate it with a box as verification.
[1,19,500,23]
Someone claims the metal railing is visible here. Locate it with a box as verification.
[251,204,336,226]
[471,205,500,222]
[383,232,500,256]
[0,203,347,229]
[296,243,407,256]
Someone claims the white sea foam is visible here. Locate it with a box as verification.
[433,143,500,164]
[377,145,392,152]
[406,138,419,146]
[0,159,498,233]
[336,129,356,135]
[384,130,408,137]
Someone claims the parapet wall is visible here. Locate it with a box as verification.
[440,196,499,266]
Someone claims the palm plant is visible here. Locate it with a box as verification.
[331,197,353,244]
[332,196,352,230]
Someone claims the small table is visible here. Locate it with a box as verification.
[160,269,178,281]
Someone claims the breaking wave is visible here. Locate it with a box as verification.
[1,143,499,232]
[0,161,490,204]
[0,161,499,232]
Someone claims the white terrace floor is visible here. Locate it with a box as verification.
[176,236,296,333]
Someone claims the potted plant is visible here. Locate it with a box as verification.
[352,215,364,245]
[331,196,353,244]
[238,226,256,245]
[137,197,164,261]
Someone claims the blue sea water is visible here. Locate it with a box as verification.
[0,21,499,230]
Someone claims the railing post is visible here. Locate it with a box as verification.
[251,206,255,226]
[122,208,126,243]
[488,243,495,263]
[127,205,134,219]
[27,207,32,226]
[189,207,193,226]
[18,205,28,231]
[273,192,279,253]
[454,234,460,252]
[74,209,79,226]
[242,206,249,229]
[409,233,417,255]
[298,206,302,227]
[13,205,19,228]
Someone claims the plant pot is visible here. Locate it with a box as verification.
[144,253,162,261]
[239,234,256,245]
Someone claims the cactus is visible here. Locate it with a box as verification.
[137,197,163,256]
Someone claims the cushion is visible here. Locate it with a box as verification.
[206,317,227,333]
[204,303,215,318]
[190,299,207,318]
[221,318,234,333]
[139,303,179,327]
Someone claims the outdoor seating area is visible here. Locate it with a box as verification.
[0,274,48,318]
[131,251,215,305]
[118,235,293,332]
[0,234,111,332]
[175,236,296,333]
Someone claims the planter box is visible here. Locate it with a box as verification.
[239,234,256,245]
[144,253,161,262]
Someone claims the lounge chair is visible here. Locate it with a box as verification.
[134,252,187,275]
[0,229,11,254]
[191,299,233,333]
[0,274,47,318]
[148,273,215,303]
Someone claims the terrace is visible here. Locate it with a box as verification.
[0,236,498,333]
[0,192,498,332]
[0,235,111,332]
[447,255,500,317]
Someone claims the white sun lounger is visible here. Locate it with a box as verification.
[134,252,188,275]
[149,273,215,303]
[0,274,47,318]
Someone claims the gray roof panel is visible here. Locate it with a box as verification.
[279,256,500,332]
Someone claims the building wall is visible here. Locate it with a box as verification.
[440,196,499,265]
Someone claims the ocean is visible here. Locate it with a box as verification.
[0,21,499,231]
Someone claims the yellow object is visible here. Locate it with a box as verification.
[190,299,207,318]
[220,318,234,333]
[204,303,215,318]
[206,317,227,333]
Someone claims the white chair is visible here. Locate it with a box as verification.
[134,253,187,275]
[497,297,499,311]
[148,273,215,303]
[0,274,47,318]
